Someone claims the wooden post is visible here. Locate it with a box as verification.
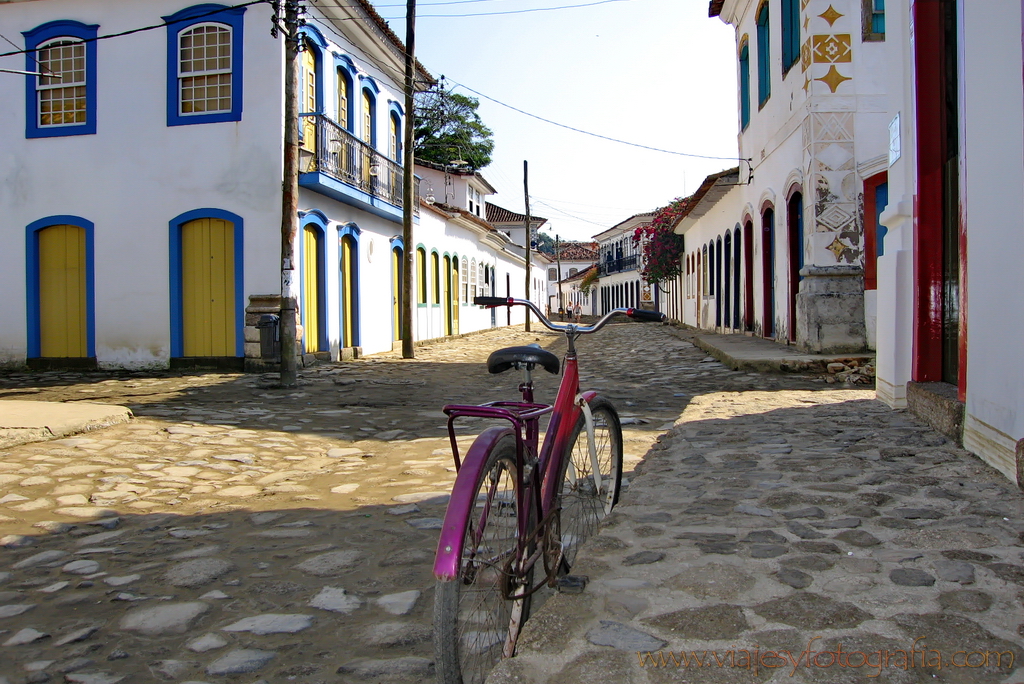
[523,160,531,332]
[401,0,416,358]
[279,0,300,387]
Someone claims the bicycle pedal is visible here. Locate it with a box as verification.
[555,575,589,594]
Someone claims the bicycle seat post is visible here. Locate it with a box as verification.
[518,363,534,403]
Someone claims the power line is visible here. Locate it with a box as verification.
[533,200,621,228]
[383,0,630,18]
[450,80,745,162]
[0,0,270,60]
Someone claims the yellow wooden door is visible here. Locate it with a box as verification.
[303,227,320,353]
[300,44,317,168]
[451,259,460,334]
[443,256,452,336]
[341,235,354,347]
[38,225,87,357]
[392,247,402,341]
[181,218,235,357]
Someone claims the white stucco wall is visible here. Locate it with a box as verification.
[958,0,1024,480]
[0,0,283,368]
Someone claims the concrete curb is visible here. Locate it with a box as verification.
[0,400,133,449]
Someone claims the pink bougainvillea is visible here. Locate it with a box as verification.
[633,197,689,284]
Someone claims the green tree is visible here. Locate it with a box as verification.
[414,87,494,170]
[533,230,557,255]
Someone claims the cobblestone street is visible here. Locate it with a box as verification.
[0,323,1021,684]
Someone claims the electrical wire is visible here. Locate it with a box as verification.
[384,0,631,19]
[450,80,745,162]
[0,0,271,60]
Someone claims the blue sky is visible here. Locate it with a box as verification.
[370,0,741,241]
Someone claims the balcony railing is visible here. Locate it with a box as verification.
[300,113,415,211]
[598,255,639,276]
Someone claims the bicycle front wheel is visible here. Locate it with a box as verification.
[434,435,530,684]
[558,396,623,571]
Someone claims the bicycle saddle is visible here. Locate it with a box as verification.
[487,345,560,375]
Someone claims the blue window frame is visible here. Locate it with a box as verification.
[335,54,357,130]
[739,41,751,130]
[164,3,246,127]
[756,2,771,107]
[388,101,404,161]
[360,78,379,148]
[23,21,99,138]
[781,0,800,73]
[864,0,885,40]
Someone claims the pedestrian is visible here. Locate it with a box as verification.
[573,302,582,323]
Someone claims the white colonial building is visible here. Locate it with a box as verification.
[682,0,890,352]
[592,212,657,315]
[872,0,1024,487]
[0,0,541,370]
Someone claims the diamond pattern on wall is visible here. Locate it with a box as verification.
[816,65,853,92]
[813,112,854,143]
[802,39,811,71]
[819,5,843,26]
[812,34,852,63]
[816,143,854,171]
[818,204,854,230]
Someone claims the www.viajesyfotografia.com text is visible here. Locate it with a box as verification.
[637,637,1017,678]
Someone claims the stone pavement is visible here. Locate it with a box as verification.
[0,323,1019,684]
[490,353,1024,683]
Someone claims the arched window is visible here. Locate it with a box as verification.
[470,258,478,299]
[361,88,375,146]
[164,4,246,126]
[461,256,469,303]
[739,39,751,130]
[389,112,401,161]
[336,67,350,129]
[781,0,800,72]
[416,247,427,304]
[569,268,578,276]
[24,20,99,137]
[431,251,440,304]
[702,245,709,293]
[756,2,771,107]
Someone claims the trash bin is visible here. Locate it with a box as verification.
[256,314,280,360]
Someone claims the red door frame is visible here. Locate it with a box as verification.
[912,0,966,398]
[743,219,754,331]
[761,206,776,338]
[786,189,803,343]
[863,172,888,291]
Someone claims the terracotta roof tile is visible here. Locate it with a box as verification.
[485,202,547,225]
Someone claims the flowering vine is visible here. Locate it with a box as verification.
[633,197,689,284]
[579,266,599,295]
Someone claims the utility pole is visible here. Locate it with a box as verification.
[276,0,302,388]
[555,233,564,315]
[400,0,416,359]
[523,160,531,332]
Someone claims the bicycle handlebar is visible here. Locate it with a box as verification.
[473,296,665,334]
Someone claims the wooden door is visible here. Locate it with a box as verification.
[181,218,235,356]
[38,224,87,357]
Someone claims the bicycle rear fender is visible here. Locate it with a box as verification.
[433,426,515,582]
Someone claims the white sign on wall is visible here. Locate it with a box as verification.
[889,113,901,166]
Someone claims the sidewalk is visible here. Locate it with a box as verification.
[0,400,132,448]
[690,329,874,374]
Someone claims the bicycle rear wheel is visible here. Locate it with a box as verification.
[557,396,623,571]
[434,435,531,684]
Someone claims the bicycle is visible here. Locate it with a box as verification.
[432,296,665,684]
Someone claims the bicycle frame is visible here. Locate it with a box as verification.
[433,299,657,584]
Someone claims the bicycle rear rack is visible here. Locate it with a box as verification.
[442,401,551,470]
